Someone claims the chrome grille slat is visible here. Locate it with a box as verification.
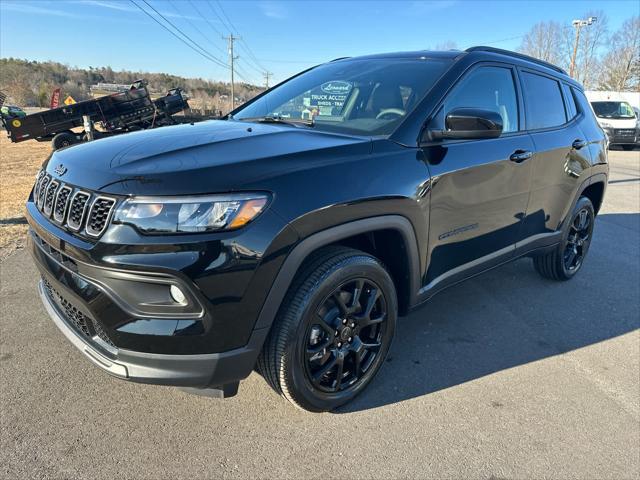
[31,173,116,239]
[53,185,72,223]
[86,196,116,237]
[33,170,45,200]
[66,191,91,231]
[43,180,59,216]
[36,175,50,209]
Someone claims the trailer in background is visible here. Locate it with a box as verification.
[0,80,190,150]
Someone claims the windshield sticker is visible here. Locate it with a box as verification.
[308,81,353,116]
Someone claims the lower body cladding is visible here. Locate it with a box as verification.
[29,230,268,397]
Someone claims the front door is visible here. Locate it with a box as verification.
[421,64,534,291]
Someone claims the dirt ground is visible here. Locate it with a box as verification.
[0,135,50,259]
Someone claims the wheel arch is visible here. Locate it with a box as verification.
[253,215,421,331]
[580,178,606,214]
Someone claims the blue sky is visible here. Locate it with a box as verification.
[1,0,637,86]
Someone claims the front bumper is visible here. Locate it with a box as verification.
[38,277,267,388]
[25,195,292,389]
[604,128,639,145]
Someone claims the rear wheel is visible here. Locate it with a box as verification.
[51,132,77,150]
[533,196,595,280]
[258,247,397,412]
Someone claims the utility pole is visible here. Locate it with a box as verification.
[569,16,597,79]
[263,71,273,90]
[224,34,240,112]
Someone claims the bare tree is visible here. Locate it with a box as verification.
[572,11,609,88]
[434,41,458,51]
[596,16,640,91]
[518,12,609,88]
[518,21,566,66]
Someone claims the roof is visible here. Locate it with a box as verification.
[332,47,571,82]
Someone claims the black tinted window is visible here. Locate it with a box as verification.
[444,66,519,132]
[522,72,566,129]
[562,84,577,119]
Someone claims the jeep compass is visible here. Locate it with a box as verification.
[26,47,608,412]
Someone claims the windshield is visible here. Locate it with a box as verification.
[591,101,636,119]
[232,57,452,136]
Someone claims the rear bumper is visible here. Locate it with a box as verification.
[38,278,267,388]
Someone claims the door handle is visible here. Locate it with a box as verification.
[572,139,588,150]
[509,150,533,163]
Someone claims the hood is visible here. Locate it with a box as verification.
[596,117,637,129]
[44,120,371,195]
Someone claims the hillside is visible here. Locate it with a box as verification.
[0,58,263,112]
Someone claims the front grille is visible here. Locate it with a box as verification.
[93,321,115,347]
[615,129,636,137]
[86,197,116,237]
[43,180,59,216]
[36,175,50,209]
[43,277,92,337]
[53,185,72,223]
[32,174,117,239]
[42,277,115,347]
[66,191,91,231]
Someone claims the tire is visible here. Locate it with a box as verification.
[533,196,595,281]
[257,246,397,412]
[621,145,636,151]
[51,132,77,150]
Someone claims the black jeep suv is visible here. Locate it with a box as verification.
[27,47,608,412]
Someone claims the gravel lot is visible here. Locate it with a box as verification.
[1,149,639,479]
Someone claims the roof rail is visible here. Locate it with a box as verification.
[330,57,351,62]
[465,46,567,75]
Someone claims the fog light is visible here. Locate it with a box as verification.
[170,285,186,304]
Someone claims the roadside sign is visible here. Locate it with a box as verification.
[50,88,61,109]
[63,95,76,105]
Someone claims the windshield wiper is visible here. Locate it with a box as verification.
[238,115,315,128]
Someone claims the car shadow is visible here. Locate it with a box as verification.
[337,213,639,413]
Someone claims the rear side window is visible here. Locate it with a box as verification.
[562,84,577,120]
[572,88,598,121]
[521,71,567,129]
[443,66,519,133]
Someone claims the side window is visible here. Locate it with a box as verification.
[562,84,577,120]
[444,66,519,133]
[572,87,597,119]
[521,71,567,129]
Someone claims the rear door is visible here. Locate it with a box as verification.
[421,64,535,289]
[518,70,592,242]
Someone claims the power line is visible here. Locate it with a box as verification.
[213,0,238,33]
[205,0,234,33]
[130,0,228,70]
[210,1,270,78]
[187,0,224,38]
[167,0,226,56]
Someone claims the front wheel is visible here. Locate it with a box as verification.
[533,196,595,280]
[257,247,397,412]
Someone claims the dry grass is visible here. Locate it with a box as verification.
[0,135,50,260]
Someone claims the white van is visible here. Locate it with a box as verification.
[589,100,639,150]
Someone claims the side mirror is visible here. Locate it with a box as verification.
[430,108,503,140]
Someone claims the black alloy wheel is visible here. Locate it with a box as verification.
[258,246,397,412]
[533,196,595,281]
[304,278,389,393]
[563,206,593,272]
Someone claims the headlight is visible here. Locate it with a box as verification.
[113,193,269,234]
[599,122,613,129]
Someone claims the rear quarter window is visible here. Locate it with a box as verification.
[521,71,567,130]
